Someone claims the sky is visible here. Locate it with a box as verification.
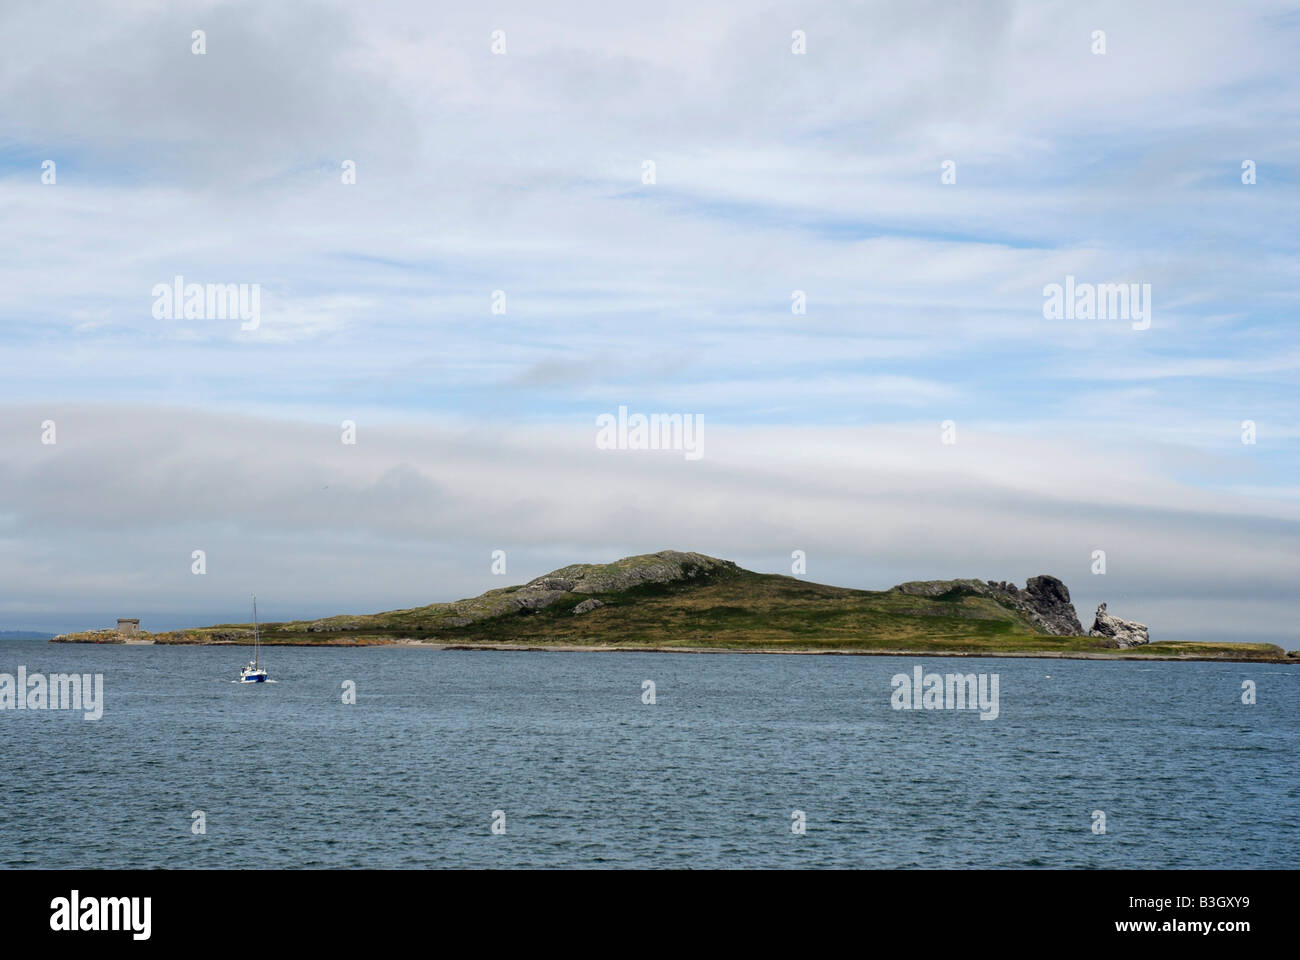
[0,1,1297,645]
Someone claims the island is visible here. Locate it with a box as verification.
[51,550,1295,662]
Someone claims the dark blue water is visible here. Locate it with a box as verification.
[1,639,1295,868]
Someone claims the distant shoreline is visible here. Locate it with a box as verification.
[46,552,1298,665]
[46,636,1299,664]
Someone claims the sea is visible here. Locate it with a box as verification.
[1,639,1295,868]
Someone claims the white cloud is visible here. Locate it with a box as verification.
[2,405,1297,648]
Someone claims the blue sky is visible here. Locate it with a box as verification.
[0,0,1297,644]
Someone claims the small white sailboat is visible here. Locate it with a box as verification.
[238,594,269,683]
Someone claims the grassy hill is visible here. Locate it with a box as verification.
[53,550,1292,661]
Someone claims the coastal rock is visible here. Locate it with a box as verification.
[1021,575,1084,636]
[509,590,570,613]
[892,574,1084,636]
[51,629,124,644]
[527,577,576,592]
[572,598,604,615]
[1088,603,1150,648]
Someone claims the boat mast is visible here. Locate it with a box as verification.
[252,594,260,668]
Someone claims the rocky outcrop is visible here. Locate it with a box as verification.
[892,574,1084,636]
[51,629,126,644]
[1019,575,1085,636]
[542,551,739,595]
[572,598,604,615]
[1088,603,1149,648]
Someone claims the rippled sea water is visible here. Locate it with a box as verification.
[1,639,1295,868]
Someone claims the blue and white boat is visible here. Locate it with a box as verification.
[238,595,269,683]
